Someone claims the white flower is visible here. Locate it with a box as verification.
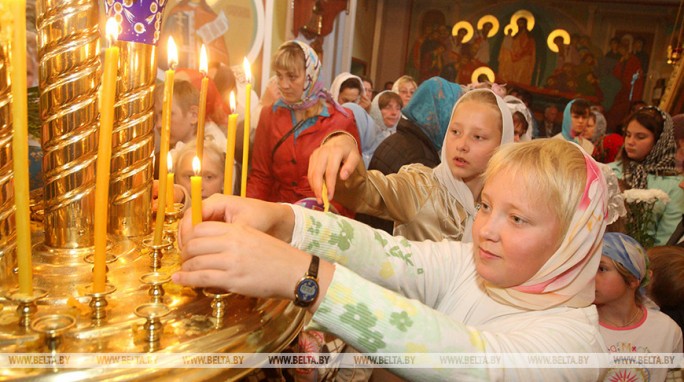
[622,188,670,204]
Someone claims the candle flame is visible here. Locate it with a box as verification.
[105,18,119,44]
[192,156,201,176]
[199,44,208,76]
[167,36,178,69]
[242,57,251,83]
[229,91,236,113]
[167,152,173,173]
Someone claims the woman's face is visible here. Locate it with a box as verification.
[593,256,635,306]
[473,170,562,288]
[338,88,360,104]
[380,100,401,128]
[397,83,416,106]
[582,117,596,140]
[276,63,306,104]
[624,120,655,162]
[444,101,502,185]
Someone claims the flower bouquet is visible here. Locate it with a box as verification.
[622,188,670,248]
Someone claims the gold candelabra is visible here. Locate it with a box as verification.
[0,1,305,380]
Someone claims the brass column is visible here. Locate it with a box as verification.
[106,0,167,237]
[0,42,16,287]
[36,0,100,249]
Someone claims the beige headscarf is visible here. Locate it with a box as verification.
[486,143,608,310]
[433,89,515,242]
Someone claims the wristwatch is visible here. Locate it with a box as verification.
[293,255,320,308]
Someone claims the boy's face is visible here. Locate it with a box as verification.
[570,111,588,137]
[154,100,198,147]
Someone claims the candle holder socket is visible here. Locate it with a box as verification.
[134,303,170,348]
[203,288,232,326]
[7,288,49,329]
[139,272,171,303]
[30,314,76,352]
[84,252,119,282]
[142,237,172,271]
[83,284,117,322]
[163,203,184,247]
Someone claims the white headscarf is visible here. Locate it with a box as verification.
[369,90,400,138]
[433,89,515,242]
[504,95,533,141]
[329,72,365,105]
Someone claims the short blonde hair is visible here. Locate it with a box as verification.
[484,139,586,236]
[391,75,417,92]
[174,140,225,177]
[272,41,305,75]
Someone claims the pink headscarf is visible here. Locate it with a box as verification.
[486,143,608,310]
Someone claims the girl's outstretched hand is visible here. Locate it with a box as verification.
[307,133,361,204]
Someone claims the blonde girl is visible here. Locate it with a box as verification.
[307,88,514,242]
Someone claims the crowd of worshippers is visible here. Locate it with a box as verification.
[149,40,682,382]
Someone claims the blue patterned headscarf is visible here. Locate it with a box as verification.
[602,232,650,295]
[280,40,347,116]
[401,77,464,151]
[561,99,577,142]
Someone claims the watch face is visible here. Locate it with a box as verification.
[296,278,319,304]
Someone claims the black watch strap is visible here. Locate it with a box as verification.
[308,255,320,279]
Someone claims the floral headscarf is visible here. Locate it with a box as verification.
[622,107,677,189]
[401,77,464,151]
[486,143,609,310]
[602,232,650,296]
[279,41,347,116]
[433,89,515,242]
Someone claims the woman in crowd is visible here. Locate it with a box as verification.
[246,40,360,217]
[173,139,612,381]
[609,106,684,246]
[369,91,403,139]
[584,110,623,163]
[391,75,417,107]
[330,72,370,111]
[554,98,594,154]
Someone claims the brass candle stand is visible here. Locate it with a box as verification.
[83,284,117,322]
[140,272,171,303]
[31,313,76,352]
[141,237,172,271]
[7,287,48,329]
[163,202,184,249]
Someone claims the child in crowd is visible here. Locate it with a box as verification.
[647,246,684,332]
[173,139,614,381]
[595,233,683,382]
[609,106,683,245]
[554,98,594,154]
[391,75,417,107]
[246,40,360,217]
[503,95,533,142]
[368,91,403,139]
[329,72,370,110]
[585,110,624,163]
[308,88,513,242]
[174,141,227,199]
[153,79,227,153]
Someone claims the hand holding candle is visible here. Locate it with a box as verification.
[152,37,177,245]
[196,45,208,160]
[191,156,202,226]
[240,57,251,197]
[224,91,237,195]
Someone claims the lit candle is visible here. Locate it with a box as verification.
[9,0,32,294]
[166,152,174,212]
[196,44,208,160]
[224,91,237,195]
[191,156,202,226]
[92,18,120,293]
[240,57,251,197]
[153,37,177,245]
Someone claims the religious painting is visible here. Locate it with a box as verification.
[158,0,265,69]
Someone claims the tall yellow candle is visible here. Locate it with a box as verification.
[166,152,174,212]
[93,18,120,293]
[153,37,177,245]
[195,44,208,160]
[224,91,237,195]
[191,156,202,226]
[9,0,32,294]
[240,57,251,197]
